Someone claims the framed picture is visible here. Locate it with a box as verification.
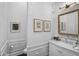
[43,21,51,32]
[33,19,43,32]
[10,22,20,33]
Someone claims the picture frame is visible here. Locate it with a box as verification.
[10,22,20,33]
[43,20,51,32]
[33,18,43,32]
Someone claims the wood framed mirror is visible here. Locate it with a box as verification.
[58,9,79,35]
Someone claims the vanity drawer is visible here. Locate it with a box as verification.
[8,40,26,53]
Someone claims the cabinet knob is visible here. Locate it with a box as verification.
[10,45,14,48]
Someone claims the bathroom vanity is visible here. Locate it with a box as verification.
[49,40,79,56]
[50,8,79,56]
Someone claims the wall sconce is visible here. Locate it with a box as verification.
[59,2,76,9]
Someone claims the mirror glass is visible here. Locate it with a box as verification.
[58,10,79,35]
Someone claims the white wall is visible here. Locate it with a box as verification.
[0,2,28,55]
[51,2,65,37]
[7,2,27,42]
[0,3,8,55]
[0,2,52,55]
[27,2,52,47]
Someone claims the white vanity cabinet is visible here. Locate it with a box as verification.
[49,43,72,56]
[49,40,79,56]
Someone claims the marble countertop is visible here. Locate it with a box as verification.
[49,40,79,53]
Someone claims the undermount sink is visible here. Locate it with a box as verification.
[73,46,79,50]
[72,41,79,50]
[61,38,79,51]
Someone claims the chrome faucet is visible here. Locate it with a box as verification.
[73,40,79,48]
[75,40,79,44]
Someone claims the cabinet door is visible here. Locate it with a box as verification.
[49,43,64,56]
[49,43,74,56]
[49,43,79,56]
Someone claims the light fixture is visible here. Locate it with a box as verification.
[65,2,72,8]
[59,2,75,9]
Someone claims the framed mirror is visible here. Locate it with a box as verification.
[58,10,79,35]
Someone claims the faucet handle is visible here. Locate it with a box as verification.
[76,39,79,42]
